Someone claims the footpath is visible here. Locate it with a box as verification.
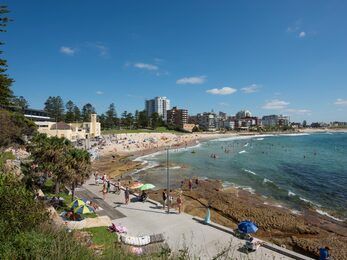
[80,178,313,260]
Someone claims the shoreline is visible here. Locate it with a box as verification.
[92,129,347,259]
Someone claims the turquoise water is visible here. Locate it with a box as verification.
[134,133,347,220]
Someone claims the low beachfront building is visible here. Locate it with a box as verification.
[36,113,101,141]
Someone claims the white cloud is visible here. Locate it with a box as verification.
[241,84,260,94]
[176,76,206,85]
[219,102,230,107]
[285,108,311,114]
[299,31,306,38]
[95,44,108,57]
[334,98,347,106]
[206,87,237,95]
[262,99,290,110]
[60,46,76,55]
[96,91,104,95]
[133,63,158,71]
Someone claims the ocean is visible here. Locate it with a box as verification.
[133,132,347,221]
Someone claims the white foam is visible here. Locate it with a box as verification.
[256,138,264,140]
[316,209,344,222]
[288,191,296,197]
[241,187,256,194]
[211,134,274,142]
[263,178,273,184]
[239,150,247,154]
[244,143,249,147]
[291,210,302,215]
[131,160,160,175]
[277,133,309,137]
[299,197,322,207]
[170,166,181,170]
[243,169,257,175]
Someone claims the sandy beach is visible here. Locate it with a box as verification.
[92,129,347,259]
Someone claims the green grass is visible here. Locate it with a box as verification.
[82,227,116,247]
[102,127,183,135]
[0,151,16,169]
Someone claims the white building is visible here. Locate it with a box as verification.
[145,96,170,121]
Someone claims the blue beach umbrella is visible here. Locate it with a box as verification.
[238,221,258,234]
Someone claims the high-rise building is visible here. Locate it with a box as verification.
[262,115,290,127]
[167,106,188,127]
[145,96,170,121]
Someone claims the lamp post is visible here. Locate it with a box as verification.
[166,147,170,214]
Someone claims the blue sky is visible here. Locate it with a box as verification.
[4,0,347,122]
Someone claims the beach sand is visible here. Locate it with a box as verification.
[92,130,347,259]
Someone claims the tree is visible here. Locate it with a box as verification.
[44,96,65,121]
[81,103,95,122]
[0,174,48,239]
[138,110,149,128]
[65,100,75,123]
[11,96,28,111]
[105,103,117,129]
[303,120,307,128]
[134,110,139,128]
[67,148,91,200]
[151,112,159,129]
[0,109,36,147]
[29,134,72,193]
[0,6,14,107]
[73,105,81,122]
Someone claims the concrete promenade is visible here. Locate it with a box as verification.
[80,178,313,260]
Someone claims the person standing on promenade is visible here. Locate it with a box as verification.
[106,179,111,193]
[94,172,99,185]
[189,179,192,191]
[162,190,167,209]
[124,187,130,205]
[195,178,199,188]
[102,183,107,200]
[176,194,183,214]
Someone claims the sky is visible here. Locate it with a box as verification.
[4,0,347,122]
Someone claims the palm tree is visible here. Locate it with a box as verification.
[67,148,92,200]
[29,134,72,193]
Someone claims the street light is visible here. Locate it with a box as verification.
[166,147,170,214]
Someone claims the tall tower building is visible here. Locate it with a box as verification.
[145,96,170,121]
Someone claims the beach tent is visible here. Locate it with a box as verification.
[69,199,85,209]
[238,221,258,234]
[74,205,95,214]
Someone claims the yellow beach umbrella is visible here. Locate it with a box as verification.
[74,205,94,214]
[130,182,143,189]
[69,199,85,209]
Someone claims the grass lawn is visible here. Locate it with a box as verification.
[102,127,184,135]
[82,226,116,247]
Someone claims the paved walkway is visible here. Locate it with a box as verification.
[81,178,312,260]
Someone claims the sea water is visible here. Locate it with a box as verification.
[134,133,347,220]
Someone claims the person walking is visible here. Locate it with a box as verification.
[176,194,183,214]
[162,190,167,209]
[106,180,111,193]
[124,187,130,205]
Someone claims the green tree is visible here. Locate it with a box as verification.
[73,105,81,122]
[67,148,91,200]
[0,6,14,107]
[105,103,117,129]
[98,113,106,128]
[138,110,149,128]
[29,134,72,193]
[0,174,48,239]
[0,109,36,147]
[151,112,159,129]
[11,96,28,111]
[65,100,75,123]
[125,112,134,129]
[81,103,95,122]
[134,110,139,128]
[303,120,307,128]
[44,96,65,121]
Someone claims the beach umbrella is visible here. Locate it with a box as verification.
[140,183,155,191]
[130,182,143,189]
[69,199,85,209]
[238,221,258,234]
[74,205,95,214]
